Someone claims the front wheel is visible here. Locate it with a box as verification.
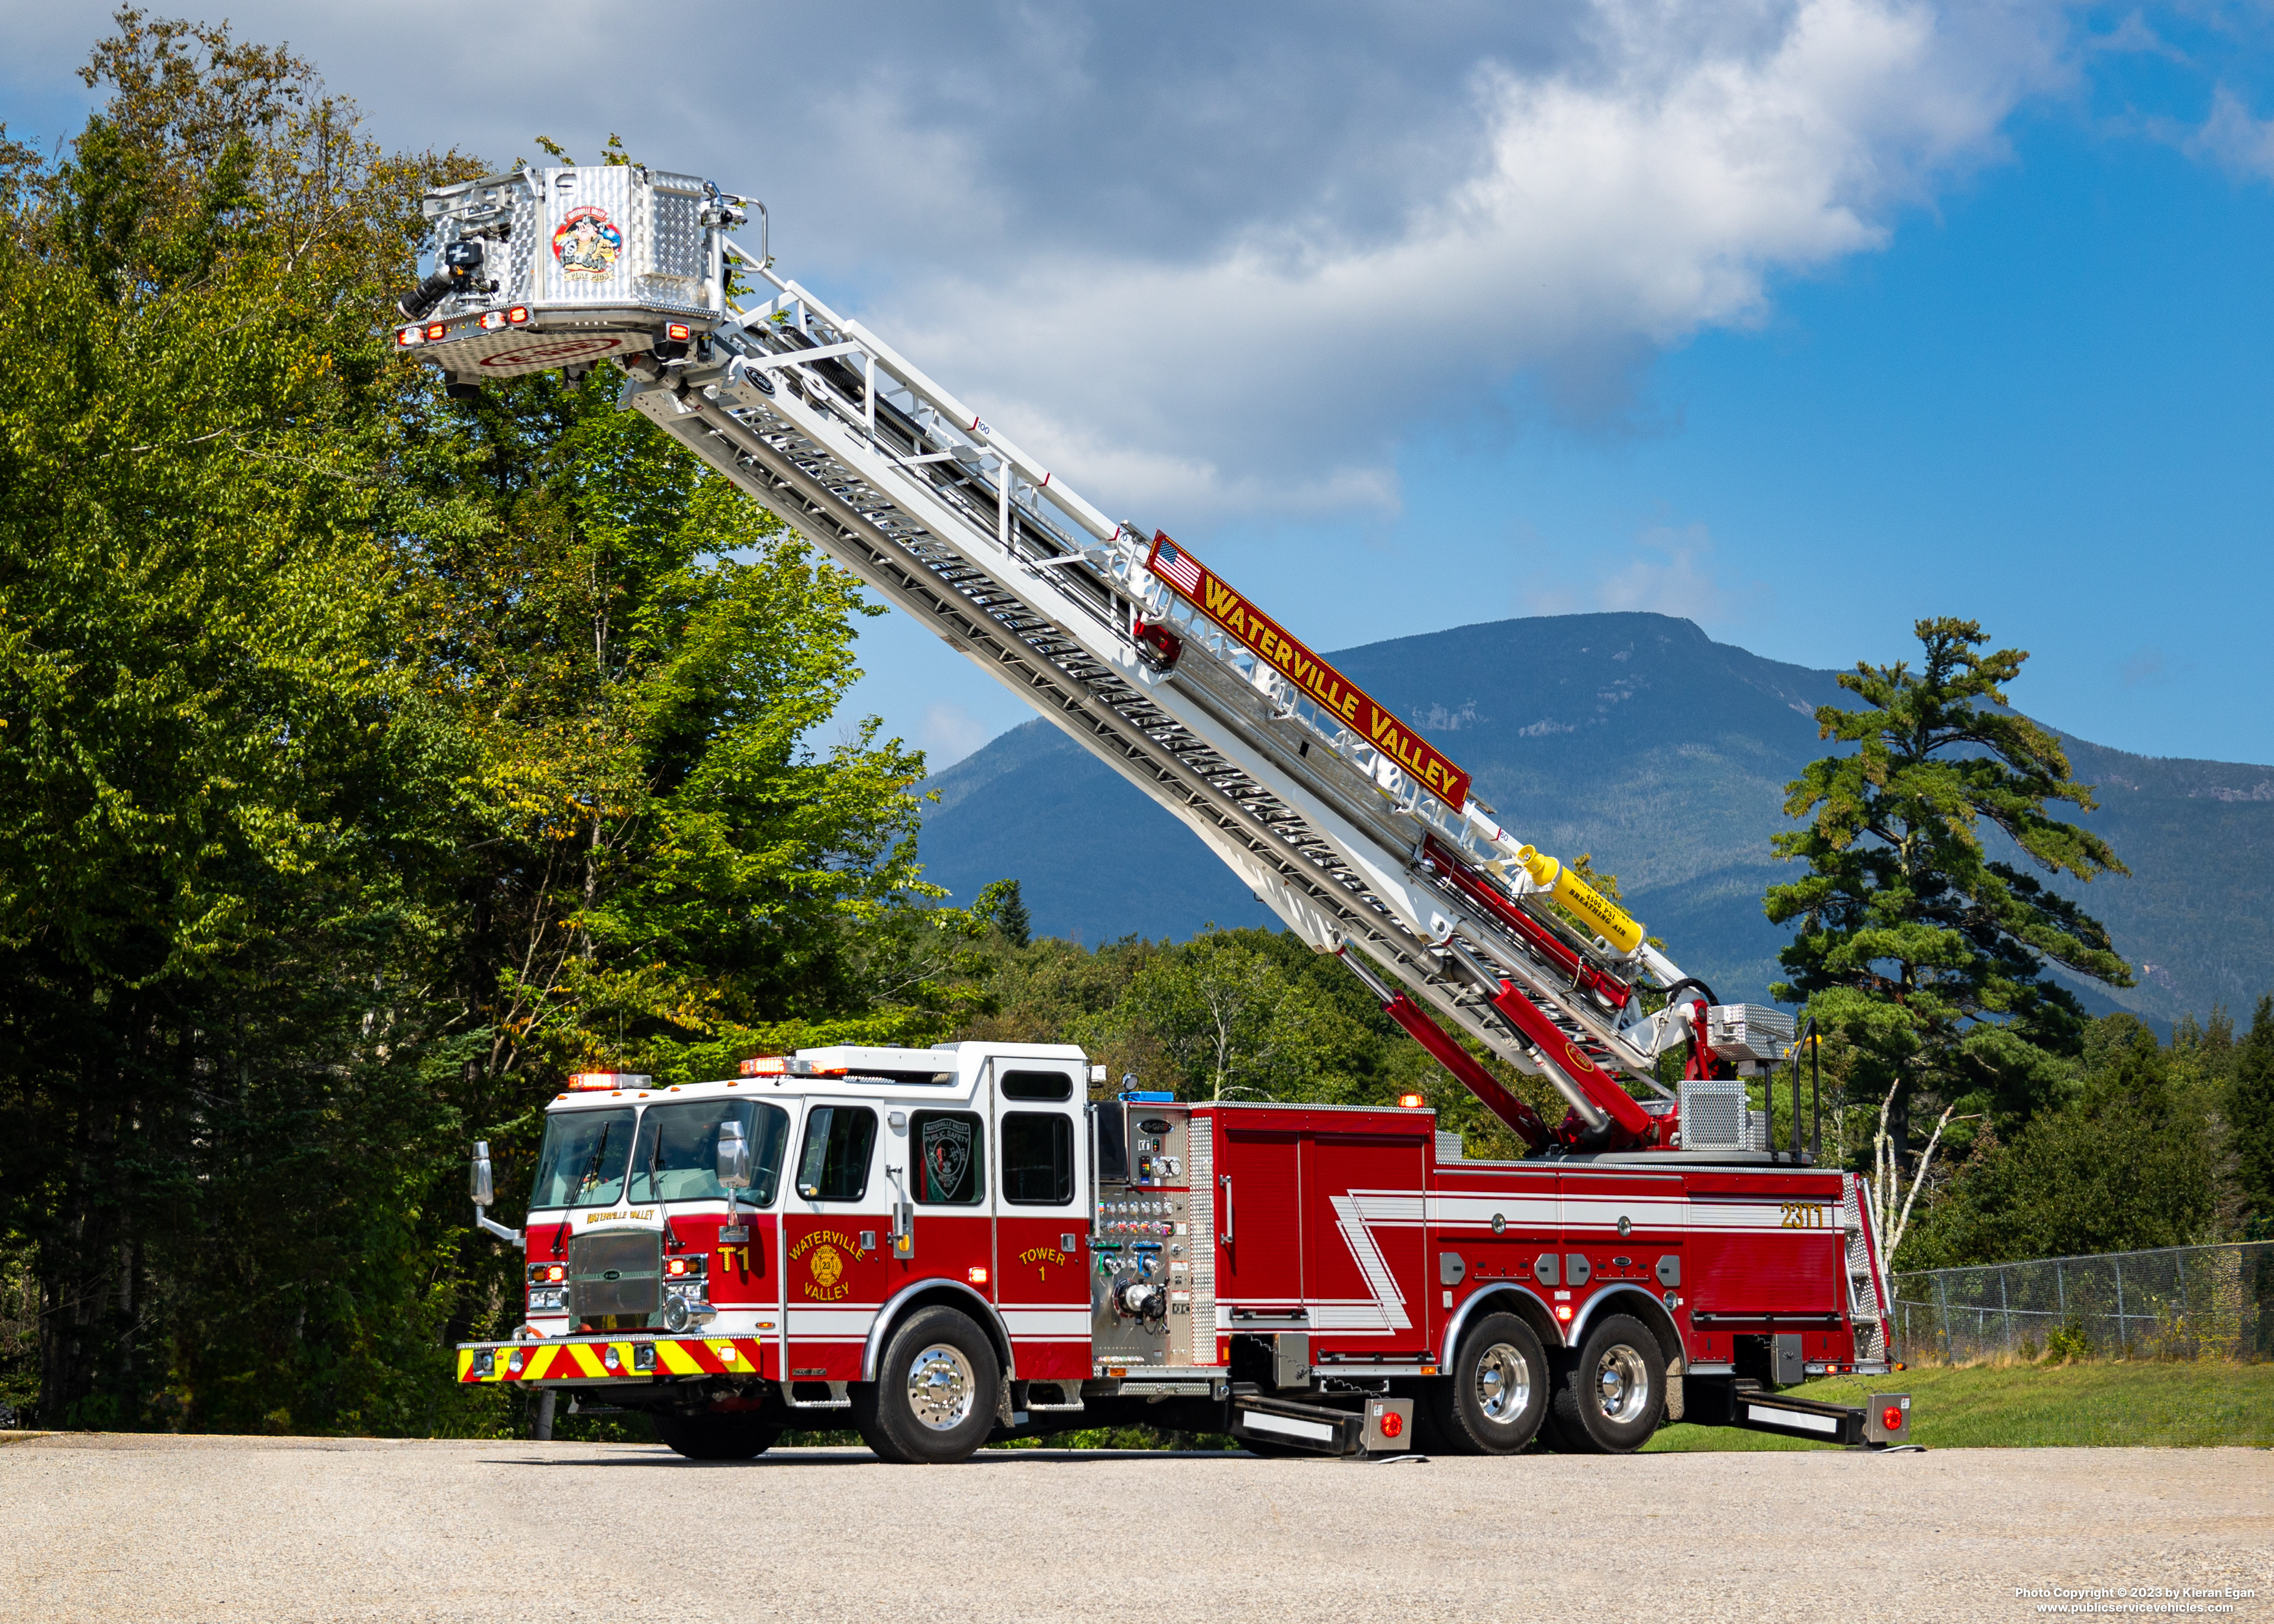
[1547,1312,1666,1454]
[652,1409,779,1461]
[852,1306,1001,1464]
[1429,1312,1548,1454]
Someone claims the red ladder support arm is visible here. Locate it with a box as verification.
[1420,836,1632,1012]
[1484,981,1660,1145]
[1384,995,1553,1151]
[1335,947,1551,1148]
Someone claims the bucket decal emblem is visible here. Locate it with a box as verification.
[553,205,622,278]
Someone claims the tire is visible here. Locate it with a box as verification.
[1403,1397,1457,1457]
[652,1409,779,1461]
[851,1306,1000,1464]
[1547,1312,1667,1454]
[1429,1312,1548,1455]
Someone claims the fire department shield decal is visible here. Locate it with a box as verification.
[922,1116,972,1200]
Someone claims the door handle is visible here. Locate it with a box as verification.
[1219,1174,1233,1246]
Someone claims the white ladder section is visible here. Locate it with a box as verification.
[620,257,1706,1129]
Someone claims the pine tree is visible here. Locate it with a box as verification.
[993,879,1032,950]
[1766,618,2133,1141]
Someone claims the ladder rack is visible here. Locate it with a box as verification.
[394,165,1793,1153]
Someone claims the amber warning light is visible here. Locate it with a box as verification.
[565,1071,653,1091]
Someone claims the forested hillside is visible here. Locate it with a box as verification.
[0,21,988,1433]
[919,613,2274,1029]
[2,18,2265,1441]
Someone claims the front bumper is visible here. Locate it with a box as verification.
[456,1334,766,1385]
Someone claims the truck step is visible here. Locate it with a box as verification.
[1231,1395,1365,1457]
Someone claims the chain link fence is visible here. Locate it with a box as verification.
[1892,1241,2274,1365]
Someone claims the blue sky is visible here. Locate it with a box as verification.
[8,2,2273,768]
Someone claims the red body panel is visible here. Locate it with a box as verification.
[1196,1104,1874,1373]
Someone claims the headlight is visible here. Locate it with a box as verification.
[526,1286,568,1313]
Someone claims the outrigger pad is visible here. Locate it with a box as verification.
[1232,1394,1365,1457]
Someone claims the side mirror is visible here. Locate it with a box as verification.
[716,1120,752,1191]
[470,1140,495,1207]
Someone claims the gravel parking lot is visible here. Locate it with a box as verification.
[2,1432,2266,1623]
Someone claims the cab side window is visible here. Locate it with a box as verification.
[911,1109,985,1205]
[795,1106,876,1203]
[1000,1070,1073,1101]
[1001,1112,1074,1206]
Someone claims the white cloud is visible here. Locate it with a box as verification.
[870,0,2070,518]
[1596,523,1731,620]
[917,703,994,769]
[9,0,2072,526]
[2194,85,2274,179]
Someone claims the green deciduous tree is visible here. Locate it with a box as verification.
[1900,1015,2221,1267]
[0,12,487,1429]
[2228,997,2274,1239]
[1767,618,2133,1168]
[0,15,986,1433]
[1120,933,1372,1102]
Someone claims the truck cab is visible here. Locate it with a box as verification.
[468,1042,1093,1461]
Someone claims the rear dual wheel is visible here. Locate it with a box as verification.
[1545,1313,1667,1454]
[1429,1312,1548,1455]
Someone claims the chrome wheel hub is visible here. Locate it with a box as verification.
[1474,1342,1532,1425]
[1595,1344,1650,1425]
[906,1343,977,1431]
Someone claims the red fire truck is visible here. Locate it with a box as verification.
[407,161,1912,1458]
[458,1042,1903,1461]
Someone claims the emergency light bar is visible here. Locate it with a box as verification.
[564,1072,653,1091]
[737,1055,846,1078]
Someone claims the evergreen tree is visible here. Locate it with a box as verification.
[1766,618,2132,1145]
[1900,1014,2218,1267]
[2230,997,2274,1239]
[993,879,1033,950]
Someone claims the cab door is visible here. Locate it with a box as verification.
[782,1098,888,1383]
[993,1066,1088,1380]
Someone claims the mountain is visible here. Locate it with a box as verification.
[916,613,2274,1027]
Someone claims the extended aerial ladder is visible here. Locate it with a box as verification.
[394,163,1799,1156]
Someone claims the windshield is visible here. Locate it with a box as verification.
[630,1099,790,1205]
[529,1107,636,1210]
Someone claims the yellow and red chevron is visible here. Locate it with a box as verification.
[456,1338,766,1384]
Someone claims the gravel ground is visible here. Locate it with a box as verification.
[1,1432,2266,1623]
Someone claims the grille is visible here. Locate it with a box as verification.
[1679,1075,1748,1151]
[569,1229,662,1320]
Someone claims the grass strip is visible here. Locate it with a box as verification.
[1644,1359,2274,1451]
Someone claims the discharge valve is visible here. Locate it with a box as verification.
[1113,1275,1168,1326]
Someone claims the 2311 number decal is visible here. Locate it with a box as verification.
[1779,1203,1829,1229]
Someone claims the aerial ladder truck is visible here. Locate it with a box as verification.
[417,162,1909,1461]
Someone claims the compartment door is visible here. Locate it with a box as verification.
[1303,1130,1429,1357]
[1214,1124,1304,1327]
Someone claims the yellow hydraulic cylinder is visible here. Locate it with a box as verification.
[1513,846,1645,955]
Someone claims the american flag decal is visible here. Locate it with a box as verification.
[1150,539,1202,594]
